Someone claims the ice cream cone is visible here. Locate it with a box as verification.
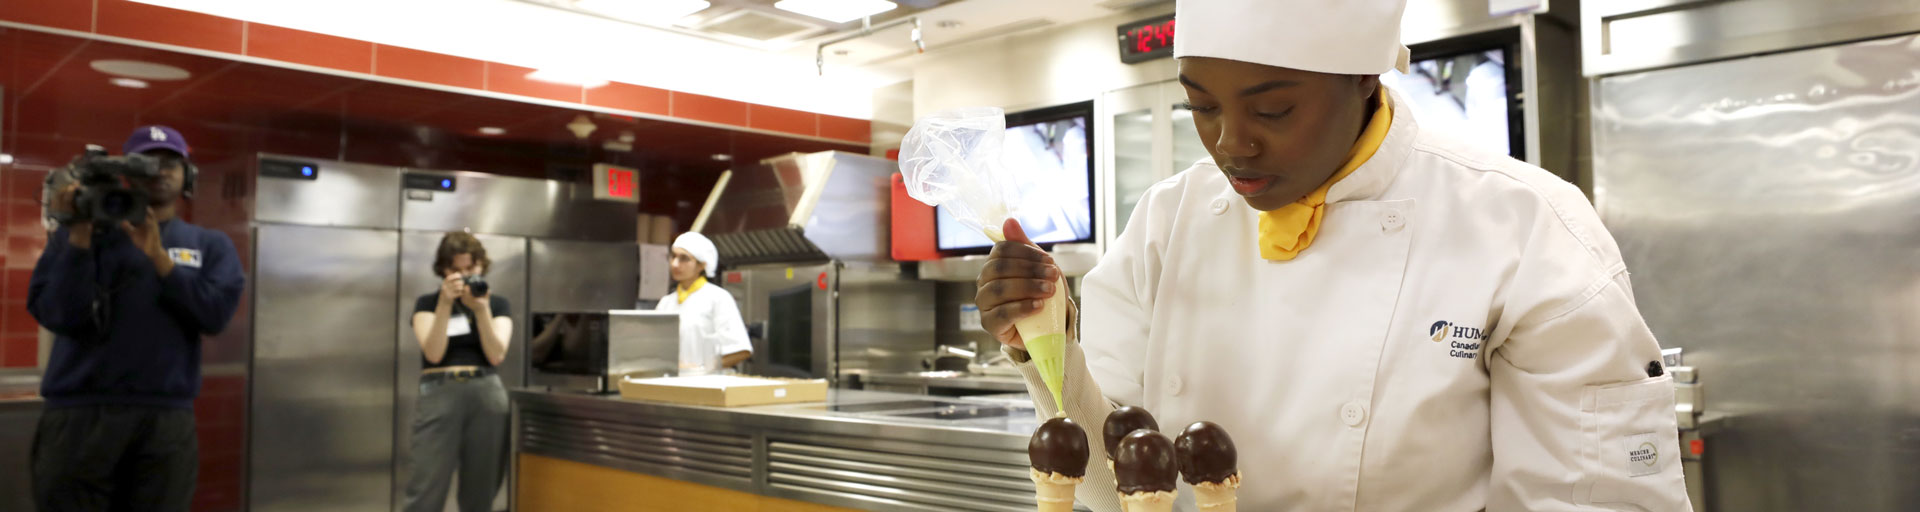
[1030,468,1082,512]
[1120,490,1177,512]
[1193,474,1241,511]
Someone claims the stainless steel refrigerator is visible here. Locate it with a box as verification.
[246,156,637,511]
[1590,25,1920,512]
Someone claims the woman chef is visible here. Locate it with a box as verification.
[977,0,1692,510]
[656,232,753,374]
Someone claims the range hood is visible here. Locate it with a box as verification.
[695,151,895,266]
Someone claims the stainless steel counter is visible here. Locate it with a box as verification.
[860,371,1029,393]
[513,388,1084,512]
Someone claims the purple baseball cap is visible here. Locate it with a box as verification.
[123,125,190,158]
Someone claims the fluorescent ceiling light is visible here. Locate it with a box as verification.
[478,127,507,135]
[90,60,191,80]
[110,78,151,89]
[774,0,896,23]
[527,69,609,89]
[575,0,709,25]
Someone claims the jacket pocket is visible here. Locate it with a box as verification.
[1582,375,1689,509]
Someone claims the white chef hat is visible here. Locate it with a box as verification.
[672,232,719,278]
[1173,0,1411,75]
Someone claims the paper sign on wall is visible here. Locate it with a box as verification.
[639,244,670,301]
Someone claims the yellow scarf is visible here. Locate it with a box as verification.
[1257,91,1394,261]
[676,276,707,304]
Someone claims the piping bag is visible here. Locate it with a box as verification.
[898,107,1070,413]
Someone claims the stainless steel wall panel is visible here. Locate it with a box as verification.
[399,171,557,239]
[837,265,935,378]
[726,264,835,380]
[795,152,893,262]
[392,231,528,511]
[254,155,401,229]
[528,239,638,312]
[249,225,399,512]
[1583,0,1920,77]
[1592,33,1920,511]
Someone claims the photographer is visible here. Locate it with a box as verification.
[28,125,245,511]
[405,232,512,512]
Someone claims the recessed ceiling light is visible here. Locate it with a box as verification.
[527,69,609,89]
[479,127,507,135]
[774,0,897,23]
[575,0,710,25]
[89,60,191,81]
[0,154,14,165]
[711,154,733,161]
[110,78,150,89]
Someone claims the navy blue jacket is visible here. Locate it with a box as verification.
[30,219,245,409]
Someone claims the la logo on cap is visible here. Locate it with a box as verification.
[150,127,167,141]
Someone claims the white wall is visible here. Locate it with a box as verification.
[911,4,1177,116]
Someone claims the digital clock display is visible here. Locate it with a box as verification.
[1117,14,1176,64]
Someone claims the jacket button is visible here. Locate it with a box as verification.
[1381,209,1405,232]
[1210,198,1229,215]
[1167,375,1185,396]
[1340,401,1368,427]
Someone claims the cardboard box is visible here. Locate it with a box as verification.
[618,375,828,407]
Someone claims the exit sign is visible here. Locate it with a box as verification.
[592,163,640,203]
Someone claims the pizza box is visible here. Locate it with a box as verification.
[617,374,828,407]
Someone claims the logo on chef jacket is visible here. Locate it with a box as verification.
[1626,433,1663,477]
[168,248,202,268]
[1429,320,1488,360]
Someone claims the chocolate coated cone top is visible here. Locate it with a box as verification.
[1029,416,1090,477]
[1113,429,1179,494]
[1103,406,1160,459]
[1175,421,1238,484]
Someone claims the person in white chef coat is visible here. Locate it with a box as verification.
[655,232,753,375]
[975,1,1693,511]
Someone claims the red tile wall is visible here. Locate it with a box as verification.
[669,92,749,126]
[374,45,486,90]
[585,82,670,116]
[0,0,92,32]
[0,0,872,144]
[245,23,375,74]
[484,62,583,104]
[0,165,44,368]
[95,0,245,54]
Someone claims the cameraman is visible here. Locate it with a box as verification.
[28,125,245,512]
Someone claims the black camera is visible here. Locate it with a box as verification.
[463,275,490,297]
[46,145,160,229]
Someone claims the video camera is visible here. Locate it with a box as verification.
[45,145,160,229]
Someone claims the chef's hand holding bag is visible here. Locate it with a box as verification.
[899,107,1071,412]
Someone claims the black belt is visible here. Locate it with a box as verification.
[423,367,495,382]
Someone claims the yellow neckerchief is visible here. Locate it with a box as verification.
[676,276,708,304]
[1257,90,1394,261]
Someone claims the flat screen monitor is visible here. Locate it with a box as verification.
[1379,30,1524,160]
[935,101,1096,253]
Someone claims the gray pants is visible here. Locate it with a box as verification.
[403,373,509,512]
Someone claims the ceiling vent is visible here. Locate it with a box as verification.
[692,8,825,45]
